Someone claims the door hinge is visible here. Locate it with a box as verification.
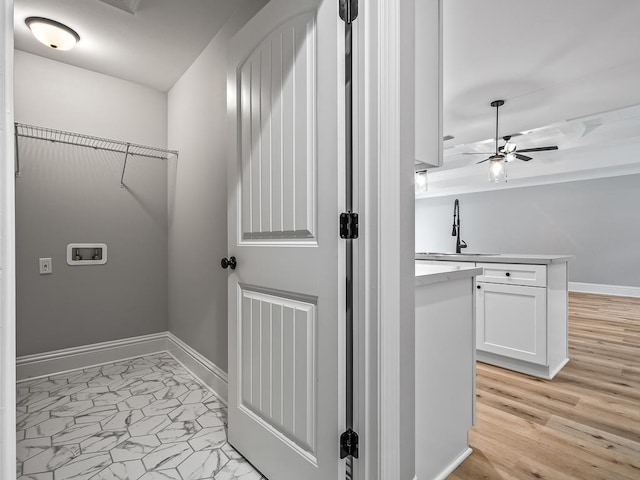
[340,428,359,459]
[340,212,359,239]
[339,0,358,23]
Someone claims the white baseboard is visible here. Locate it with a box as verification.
[569,282,640,298]
[416,447,472,480]
[476,351,568,380]
[16,331,229,403]
[548,358,570,379]
[165,332,228,404]
[16,333,168,381]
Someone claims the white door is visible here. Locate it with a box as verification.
[476,282,548,365]
[226,1,344,479]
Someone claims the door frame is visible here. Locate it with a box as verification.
[0,1,16,480]
[0,0,419,478]
[356,0,416,479]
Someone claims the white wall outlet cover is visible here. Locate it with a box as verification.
[39,258,52,274]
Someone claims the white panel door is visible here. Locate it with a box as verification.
[227,1,343,479]
[476,282,547,365]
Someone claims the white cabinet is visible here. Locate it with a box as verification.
[476,282,547,365]
[413,0,442,169]
[416,256,570,379]
[475,261,569,379]
[415,273,476,480]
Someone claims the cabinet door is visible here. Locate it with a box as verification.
[476,282,547,365]
[414,0,442,168]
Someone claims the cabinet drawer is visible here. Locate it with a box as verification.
[477,263,547,287]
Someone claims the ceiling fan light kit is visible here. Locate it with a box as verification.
[489,158,507,183]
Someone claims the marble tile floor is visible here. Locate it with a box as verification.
[16,352,266,480]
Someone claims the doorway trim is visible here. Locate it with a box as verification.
[357,0,416,479]
[0,0,420,478]
[0,1,16,479]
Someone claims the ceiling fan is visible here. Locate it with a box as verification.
[466,100,558,164]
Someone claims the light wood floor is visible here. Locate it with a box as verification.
[450,292,640,480]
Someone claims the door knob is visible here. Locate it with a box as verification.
[221,256,237,270]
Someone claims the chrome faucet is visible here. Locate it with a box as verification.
[452,199,467,254]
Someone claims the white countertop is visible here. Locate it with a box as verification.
[415,252,573,265]
[415,262,483,287]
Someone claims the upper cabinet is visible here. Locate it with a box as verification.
[414,0,443,169]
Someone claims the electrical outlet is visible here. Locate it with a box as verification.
[39,258,52,274]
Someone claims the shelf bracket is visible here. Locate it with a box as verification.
[15,123,21,178]
[120,143,131,187]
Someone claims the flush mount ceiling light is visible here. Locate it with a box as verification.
[25,17,80,51]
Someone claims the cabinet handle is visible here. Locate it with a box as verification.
[505,272,511,277]
[477,285,481,289]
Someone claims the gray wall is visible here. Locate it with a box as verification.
[15,51,166,145]
[416,174,640,287]
[167,0,267,372]
[15,51,168,356]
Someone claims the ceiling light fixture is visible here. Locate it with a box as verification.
[25,17,80,51]
[469,100,558,181]
[415,170,428,194]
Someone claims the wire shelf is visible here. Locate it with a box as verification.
[15,123,178,160]
[14,122,178,186]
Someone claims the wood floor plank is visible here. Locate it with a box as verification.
[535,425,640,480]
[474,389,551,426]
[512,455,582,480]
[451,292,640,479]
[546,415,640,459]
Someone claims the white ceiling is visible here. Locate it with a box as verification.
[14,0,239,92]
[415,0,640,194]
[13,0,640,160]
[443,0,640,146]
[429,103,640,191]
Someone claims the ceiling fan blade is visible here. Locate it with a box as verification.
[517,146,558,153]
[476,157,492,164]
[515,153,532,161]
